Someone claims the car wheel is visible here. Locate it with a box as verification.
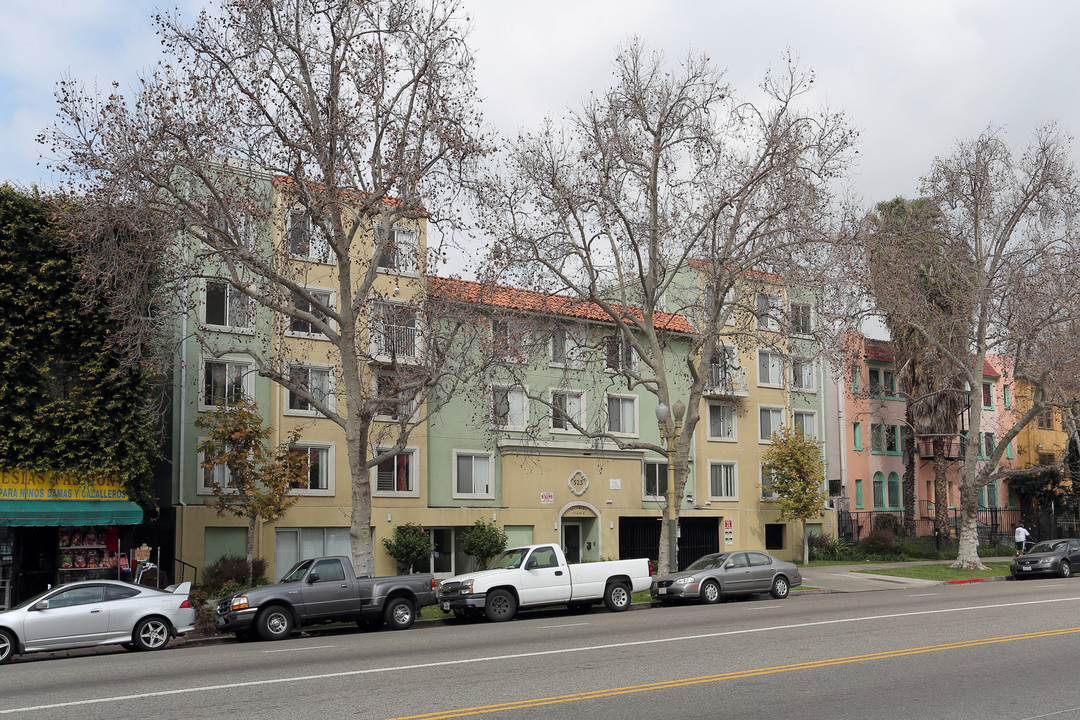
[1061,560,1072,579]
[384,597,416,630]
[604,582,631,612]
[0,629,15,664]
[485,589,518,622]
[256,605,294,641]
[700,580,721,605]
[770,575,790,600]
[132,617,171,651]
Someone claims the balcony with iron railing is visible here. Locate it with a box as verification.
[703,363,749,397]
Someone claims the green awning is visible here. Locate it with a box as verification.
[0,500,143,526]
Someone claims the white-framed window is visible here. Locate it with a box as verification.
[760,465,779,500]
[793,410,817,441]
[755,292,781,331]
[453,451,494,499]
[492,319,528,363]
[285,364,333,416]
[375,227,420,275]
[371,300,420,359]
[707,402,736,441]
[288,210,333,263]
[290,443,334,494]
[605,394,637,436]
[790,302,812,335]
[549,327,584,369]
[791,358,816,392]
[288,288,334,337]
[373,373,416,422]
[704,281,737,326]
[197,443,234,495]
[643,460,668,500]
[759,405,785,442]
[203,279,254,332]
[709,461,737,501]
[757,349,784,387]
[200,357,252,410]
[550,389,584,432]
[492,384,527,429]
[373,447,418,496]
[605,332,636,372]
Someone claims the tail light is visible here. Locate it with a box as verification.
[179,599,192,608]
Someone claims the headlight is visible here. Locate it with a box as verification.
[675,576,696,585]
[230,596,249,610]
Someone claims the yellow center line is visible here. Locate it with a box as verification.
[389,627,1080,720]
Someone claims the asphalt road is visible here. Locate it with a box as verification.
[3,577,1080,720]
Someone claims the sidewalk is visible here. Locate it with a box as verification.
[795,557,1014,593]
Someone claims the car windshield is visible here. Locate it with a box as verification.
[685,554,726,571]
[279,559,314,583]
[1030,541,1066,554]
[487,548,528,570]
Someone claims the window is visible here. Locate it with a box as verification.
[374,448,417,495]
[757,350,784,387]
[606,394,637,435]
[870,423,885,454]
[291,444,332,493]
[550,327,584,368]
[709,462,737,500]
[793,410,817,440]
[551,389,583,431]
[791,358,815,392]
[708,403,736,441]
[374,373,415,421]
[887,472,901,508]
[288,210,332,263]
[289,288,333,336]
[982,382,994,409]
[375,227,419,274]
[492,319,528,363]
[1037,407,1054,430]
[492,385,527,429]
[371,300,419,359]
[204,280,253,331]
[605,332,635,372]
[201,358,250,409]
[760,466,778,500]
[854,478,864,508]
[198,444,234,494]
[644,460,668,499]
[454,452,493,498]
[872,472,885,509]
[275,527,350,570]
[286,365,332,415]
[790,302,812,334]
[759,406,784,442]
[755,292,781,331]
[853,422,862,451]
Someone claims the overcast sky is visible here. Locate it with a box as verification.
[3,0,1078,210]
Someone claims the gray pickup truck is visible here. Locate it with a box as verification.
[214,556,436,640]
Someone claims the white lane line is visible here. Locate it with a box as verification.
[5,595,1080,715]
[537,622,590,629]
[263,645,335,654]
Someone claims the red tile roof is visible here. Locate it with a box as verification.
[429,276,697,334]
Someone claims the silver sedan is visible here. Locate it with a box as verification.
[0,580,195,663]
[651,551,802,604]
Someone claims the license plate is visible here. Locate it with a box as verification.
[441,602,450,611]
[658,587,667,595]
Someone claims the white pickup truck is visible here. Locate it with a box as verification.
[435,543,652,622]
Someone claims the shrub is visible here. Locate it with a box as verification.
[381,523,432,573]
[202,554,268,592]
[860,529,897,555]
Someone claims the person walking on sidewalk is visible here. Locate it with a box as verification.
[1015,524,1031,555]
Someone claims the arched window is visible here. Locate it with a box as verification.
[887,472,901,509]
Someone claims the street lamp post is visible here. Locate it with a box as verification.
[655,399,686,574]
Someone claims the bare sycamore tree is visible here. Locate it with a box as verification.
[43,0,490,575]
[863,124,1080,569]
[475,40,856,573]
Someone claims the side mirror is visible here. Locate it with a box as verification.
[307,572,321,583]
[525,558,538,570]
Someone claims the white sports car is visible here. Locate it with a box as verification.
[0,579,195,664]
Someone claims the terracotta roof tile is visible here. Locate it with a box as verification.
[429,276,696,334]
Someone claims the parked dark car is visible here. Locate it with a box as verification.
[651,551,801,604]
[1011,538,1080,579]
